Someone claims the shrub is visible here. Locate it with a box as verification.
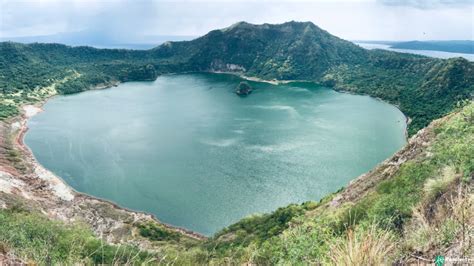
[137,222,182,242]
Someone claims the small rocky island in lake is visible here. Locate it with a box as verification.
[235,81,253,96]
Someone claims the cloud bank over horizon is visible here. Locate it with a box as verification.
[0,0,472,45]
[377,0,473,8]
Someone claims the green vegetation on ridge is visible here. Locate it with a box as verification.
[1,21,473,134]
[323,50,474,134]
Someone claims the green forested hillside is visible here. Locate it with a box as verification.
[323,50,474,134]
[0,42,156,94]
[152,21,369,80]
[1,21,473,134]
[152,22,473,133]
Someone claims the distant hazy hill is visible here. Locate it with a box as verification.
[390,40,474,54]
[0,31,196,49]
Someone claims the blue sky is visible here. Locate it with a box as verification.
[0,0,472,43]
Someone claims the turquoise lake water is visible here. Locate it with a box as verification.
[25,73,406,235]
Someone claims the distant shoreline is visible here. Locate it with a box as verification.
[355,41,474,61]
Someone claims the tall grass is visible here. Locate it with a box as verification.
[0,208,154,264]
[328,224,396,265]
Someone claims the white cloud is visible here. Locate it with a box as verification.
[377,0,473,8]
[0,0,472,41]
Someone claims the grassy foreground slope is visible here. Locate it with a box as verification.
[167,102,473,264]
[0,207,153,264]
[2,102,472,264]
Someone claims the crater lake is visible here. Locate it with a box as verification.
[25,73,407,235]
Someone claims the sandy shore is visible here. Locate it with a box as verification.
[238,74,293,85]
[16,106,76,201]
[210,70,304,85]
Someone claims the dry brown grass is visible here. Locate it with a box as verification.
[423,166,457,200]
[328,224,396,265]
[403,179,473,260]
[447,183,473,256]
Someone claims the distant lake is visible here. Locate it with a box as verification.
[25,73,406,235]
[356,42,474,61]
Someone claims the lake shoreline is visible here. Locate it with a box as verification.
[1,81,207,244]
[332,88,411,140]
[3,71,409,244]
